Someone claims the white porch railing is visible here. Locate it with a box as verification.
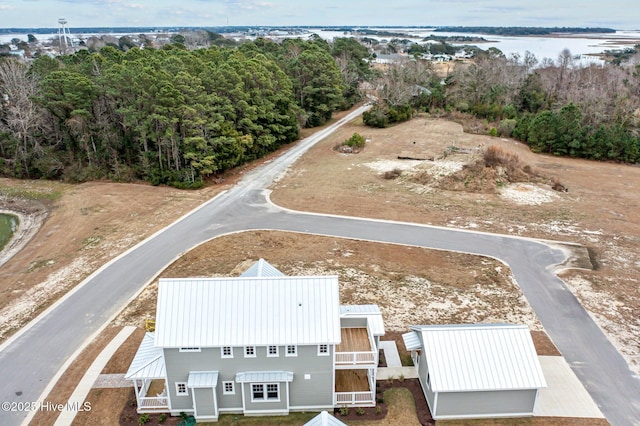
[335,391,375,406]
[137,396,169,411]
[335,351,376,365]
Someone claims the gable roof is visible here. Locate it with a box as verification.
[340,304,385,336]
[240,258,285,278]
[304,410,348,426]
[409,324,546,392]
[125,333,165,380]
[155,276,341,348]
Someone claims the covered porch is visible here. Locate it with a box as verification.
[334,369,376,407]
[124,333,169,413]
[335,324,377,367]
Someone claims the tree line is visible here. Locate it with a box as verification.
[0,36,371,186]
[366,49,640,164]
[2,36,639,188]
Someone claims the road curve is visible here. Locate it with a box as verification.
[0,104,638,426]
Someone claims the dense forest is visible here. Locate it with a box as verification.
[0,36,370,186]
[1,34,639,188]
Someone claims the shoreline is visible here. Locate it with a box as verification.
[0,206,47,269]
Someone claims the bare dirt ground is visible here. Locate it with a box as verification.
[269,115,640,375]
[2,111,635,425]
[0,179,225,342]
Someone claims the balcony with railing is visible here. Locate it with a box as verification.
[335,325,377,368]
[334,369,376,407]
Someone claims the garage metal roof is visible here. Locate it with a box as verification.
[155,276,341,348]
[235,371,294,383]
[411,324,546,392]
[340,305,385,336]
[124,333,165,380]
[187,371,219,388]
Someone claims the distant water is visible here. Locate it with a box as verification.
[3,28,639,64]
[0,213,18,252]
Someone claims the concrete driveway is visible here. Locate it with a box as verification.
[535,356,604,419]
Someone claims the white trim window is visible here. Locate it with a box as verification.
[175,382,188,396]
[267,345,279,357]
[285,345,297,357]
[179,347,201,352]
[223,381,235,395]
[221,346,233,358]
[244,346,256,358]
[318,344,329,356]
[251,383,279,402]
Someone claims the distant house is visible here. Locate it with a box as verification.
[402,324,546,420]
[373,53,405,64]
[126,259,383,422]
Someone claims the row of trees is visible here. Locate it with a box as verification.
[0,36,371,185]
[444,50,640,162]
[367,48,640,164]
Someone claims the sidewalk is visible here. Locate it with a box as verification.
[54,326,136,425]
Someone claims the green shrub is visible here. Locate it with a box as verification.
[488,127,498,137]
[344,132,366,148]
[498,119,517,137]
[138,413,150,425]
[158,413,167,424]
[356,407,366,416]
[339,406,349,416]
[363,108,389,128]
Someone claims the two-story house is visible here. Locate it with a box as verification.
[125,259,384,422]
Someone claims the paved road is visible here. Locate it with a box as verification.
[0,104,639,425]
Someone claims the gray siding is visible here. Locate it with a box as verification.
[436,389,537,419]
[163,344,334,413]
[340,317,367,328]
[416,352,436,413]
[193,388,216,417]
[242,382,288,413]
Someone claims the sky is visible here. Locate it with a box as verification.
[0,0,638,30]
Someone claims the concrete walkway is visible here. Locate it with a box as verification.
[92,373,131,389]
[377,366,418,380]
[54,326,136,426]
[535,356,605,418]
[379,340,402,367]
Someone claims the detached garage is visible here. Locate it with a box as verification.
[403,324,546,420]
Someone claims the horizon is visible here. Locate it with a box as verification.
[0,1,638,31]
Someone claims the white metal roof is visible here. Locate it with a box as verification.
[340,305,385,336]
[155,276,341,348]
[402,331,422,351]
[411,324,547,392]
[125,333,166,380]
[240,258,285,278]
[187,371,219,388]
[235,371,294,383]
[304,411,348,426]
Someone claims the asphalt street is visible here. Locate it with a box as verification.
[0,104,639,425]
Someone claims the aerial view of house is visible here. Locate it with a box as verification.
[403,323,547,420]
[125,259,384,422]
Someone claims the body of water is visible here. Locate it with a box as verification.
[3,28,639,64]
[0,213,18,252]
[316,28,640,63]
